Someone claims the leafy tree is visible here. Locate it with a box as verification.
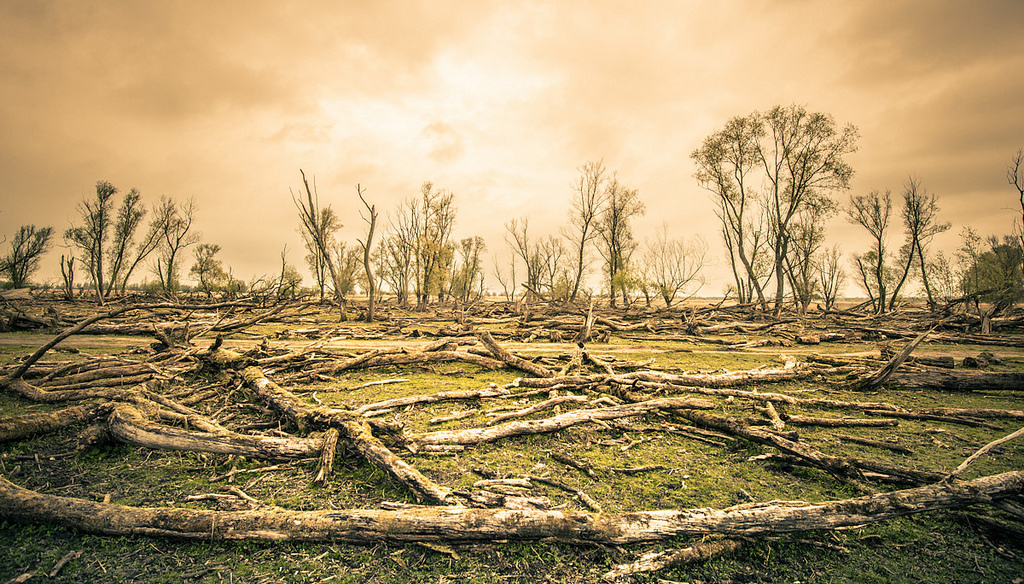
[450,236,486,304]
[691,114,767,307]
[152,196,199,293]
[694,105,858,314]
[189,243,227,297]
[65,181,161,302]
[596,176,644,307]
[888,177,950,311]
[0,225,53,288]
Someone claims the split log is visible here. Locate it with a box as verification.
[1,471,1021,543]
[313,427,341,486]
[602,538,743,582]
[855,329,931,391]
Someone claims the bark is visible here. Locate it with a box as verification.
[1,471,1021,544]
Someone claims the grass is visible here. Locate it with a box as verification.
[1,310,1024,583]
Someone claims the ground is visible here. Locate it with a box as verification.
[1,297,1022,583]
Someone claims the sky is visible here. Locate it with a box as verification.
[1,0,1023,295]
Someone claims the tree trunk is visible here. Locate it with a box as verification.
[2,472,1021,544]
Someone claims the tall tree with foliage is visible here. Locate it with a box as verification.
[189,243,227,297]
[0,225,53,288]
[65,181,116,302]
[65,181,161,302]
[885,177,949,311]
[755,105,858,315]
[691,114,768,307]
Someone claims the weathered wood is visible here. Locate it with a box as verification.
[355,384,511,416]
[0,403,110,442]
[108,403,322,460]
[602,538,743,581]
[1,472,1021,543]
[476,330,554,378]
[884,369,1024,391]
[855,329,931,390]
[240,366,451,504]
[313,427,341,486]
[413,397,716,446]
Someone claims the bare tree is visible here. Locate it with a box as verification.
[492,254,517,302]
[0,225,53,288]
[816,244,845,311]
[59,254,75,300]
[152,196,200,293]
[564,160,607,302]
[505,217,542,301]
[847,190,893,313]
[1007,148,1024,271]
[356,185,378,322]
[888,177,949,311]
[641,224,707,308]
[294,170,345,313]
[596,176,645,308]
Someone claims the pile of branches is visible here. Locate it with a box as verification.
[1,301,1023,581]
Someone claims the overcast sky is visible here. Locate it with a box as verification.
[2,0,1023,294]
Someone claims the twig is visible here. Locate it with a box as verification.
[945,426,1024,482]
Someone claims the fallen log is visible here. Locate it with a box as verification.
[413,397,717,446]
[1,471,1021,544]
[477,330,554,378]
[240,366,451,504]
[884,370,1024,391]
[0,403,111,442]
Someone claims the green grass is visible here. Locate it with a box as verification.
[2,311,1024,583]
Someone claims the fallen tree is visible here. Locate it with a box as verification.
[1,472,1021,543]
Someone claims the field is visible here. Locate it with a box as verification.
[1,296,1023,583]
